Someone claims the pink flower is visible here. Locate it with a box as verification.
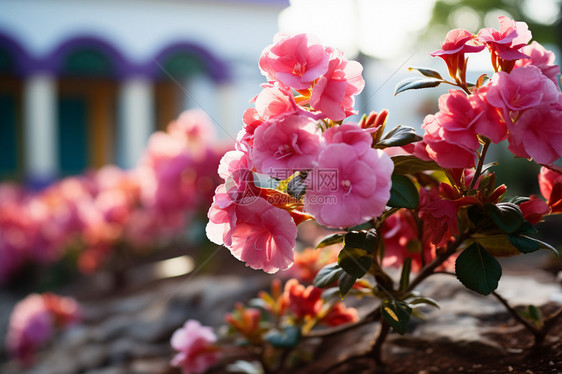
[478,16,532,61]
[514,41,561,85]
[252,114,322,176]
[206,195,298,273]
[418,188,461,247]
[519,195,550,225]
[6,293,81,366]
[254,83,301,121]
[284,278,323,320]
[507,98,562,164]
[486,66,559,123]
[320,302,359,327]
[5,294,53,366]
[170,320,221,374]
[381,209,424,271]
[539,167,562,213]
[167,109,217,151]
[304,143,393,228]
[259,33,330,90]
[217,150,252,181]
[431,29,484,79]
[422,90,481,168]
[469,85,508,143]
[309,50,365,121]
[323,123,374,155]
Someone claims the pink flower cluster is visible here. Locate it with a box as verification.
[5,293,81,366]
[0,110,228,283]
[170,319,221,374]
[422,17,561,169]
[207,33,393,274]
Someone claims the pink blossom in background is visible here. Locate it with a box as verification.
[206,196,298,273]
[252,114,322,176]
[507,98,562,164]
[304,143,393,228]
[381,209,424,271]
[167,109,217,154]
[478,16,532,61]
[515,41,561,85]
[320,302,359,327]
[6,293,81,366]
[284,278,323,320]
[539,167,562,213]
[323,123,374,155]
[309,50,365,121]
[170,319,221,374]
[486,66,559,123]
[259,33,330,90]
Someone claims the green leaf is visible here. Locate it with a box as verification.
[408,296,440,309]
[338,272,356,298]
[455,243,502,295]
[388,175,419,209]
[313,263,344,288]
[344,230,377,253]
[286,171,308,199]
[408,67,443,79]
[508,235,541,254]
[381,300,412,335]
[264,326,301,348]
[391,155,442,175]
[484,203,523,234]
[315,233,346,249]
[528,305,542,322]
[394,78,442,95]
[337,247,373,279]
[399,258,411,292]
[376,125,422,148]
[509,235,559,257]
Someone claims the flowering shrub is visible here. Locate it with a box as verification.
[198,17,561,373]
[5,293,81,366]
[0,110,228,283]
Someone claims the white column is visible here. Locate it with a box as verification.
[217,82,236,141]
[23,73,57,183]
[119,77,154,169]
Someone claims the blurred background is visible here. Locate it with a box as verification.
[0,0,560,185]
[0,0,561,372]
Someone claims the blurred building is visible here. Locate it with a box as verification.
[0,0,288,185]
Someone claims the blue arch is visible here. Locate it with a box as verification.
[149,41,231,83]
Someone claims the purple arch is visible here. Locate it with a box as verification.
[43,35,135,78]
[148,41,231,83]
[0,30,33,76]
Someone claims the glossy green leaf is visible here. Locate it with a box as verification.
[264,326,301,348]
[391,155,442,175]
[394,78,442,95]
[388,175,419,209]
[408,67,443,79]
[344,230,377,253]
[381,300,412,335]
[313,263,344,288]
[508,235,541,254]
[408,296,440,309]
[316,233,346,249]
[455,243,502,295]
[338,272,356,299]
[484,203,523,234]
[376,125,422,148]
[337,247,373,279]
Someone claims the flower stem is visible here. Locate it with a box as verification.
[469,138,491,191]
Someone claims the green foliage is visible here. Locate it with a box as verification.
[376,125,422,148]
[391,155,442,175]
[264,325,301,348]
[394,77,442,95]
[315,233,346,249]
[381,299,412,335]
[338,272,357,299]
[455,243,502,295]
[484,203,523,234]
[388,175,420,209]
[313,263,344,288]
